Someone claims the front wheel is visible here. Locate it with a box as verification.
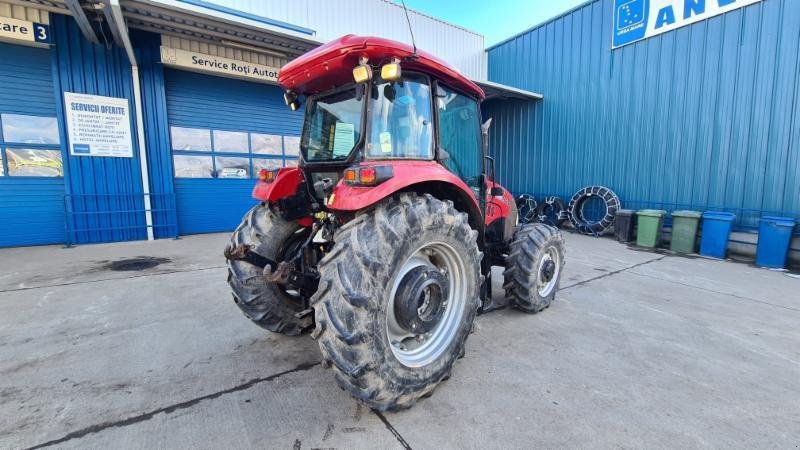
[311,193,482,411]
[503,223,566,313]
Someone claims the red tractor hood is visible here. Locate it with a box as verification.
[279,35,485,100]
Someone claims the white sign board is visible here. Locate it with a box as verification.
[612,0,764,48]
[160,46,280,84]
[0,16,51,45]
[64,92,133,157]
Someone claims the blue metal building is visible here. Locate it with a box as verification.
[484,0,800,230]
[0,0,797,251]
[0,0,487,248]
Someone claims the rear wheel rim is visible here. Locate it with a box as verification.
[537,247,560,298]
[387,241,467,368]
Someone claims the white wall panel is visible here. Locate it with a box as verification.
[0,1,49,23]
[200,0,486,79]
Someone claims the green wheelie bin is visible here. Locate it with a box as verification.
[636,210,666,248]
[670,210,702,254]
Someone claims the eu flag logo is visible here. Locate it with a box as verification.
[617,0,645,30]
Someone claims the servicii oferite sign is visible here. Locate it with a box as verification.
[612,0,764,48]
[64,92,134,158]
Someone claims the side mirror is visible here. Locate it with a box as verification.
[491,186,504,197]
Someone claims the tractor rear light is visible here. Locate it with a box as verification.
[259,168,278,183]
[359,167,377,184]
[343,165,393,186]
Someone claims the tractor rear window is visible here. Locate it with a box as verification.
[301,88,363,162]
[367,73,433,159]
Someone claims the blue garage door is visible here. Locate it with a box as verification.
[0,42,65,247]
[165,69,302,234]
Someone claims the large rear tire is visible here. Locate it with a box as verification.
[226,204,312,335]
[311,193,481,411]
[503,223,566,313]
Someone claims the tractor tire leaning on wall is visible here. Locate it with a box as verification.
[568,186,620,235]
[535,196,568,227]
[226,204,313,335]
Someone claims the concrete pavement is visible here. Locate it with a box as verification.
[0,232,798,449]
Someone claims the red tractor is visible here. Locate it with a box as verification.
[225,35,565,411]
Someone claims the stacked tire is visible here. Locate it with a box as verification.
[567,186,620,235]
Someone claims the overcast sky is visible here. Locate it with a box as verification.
[397,0,588,46]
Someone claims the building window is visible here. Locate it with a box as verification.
[0,114,63,178]
[173,154,213,178]
[251,133,282,155]
[169,126,299,179]
[170,127,211,151]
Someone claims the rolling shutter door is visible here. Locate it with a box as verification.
[0,42,65,247]
[164,69,302,234]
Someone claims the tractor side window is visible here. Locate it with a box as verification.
[367,73,433,159]
[301,88,363,162]
[436,85,481,194]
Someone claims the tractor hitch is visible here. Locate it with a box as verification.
[224,243,320,298]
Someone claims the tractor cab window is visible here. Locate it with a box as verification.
[436,85,482,195]
[301,87,363,162]
[367,73,433,159]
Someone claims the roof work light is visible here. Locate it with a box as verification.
[381,58,402,81]
[353,57,373,83]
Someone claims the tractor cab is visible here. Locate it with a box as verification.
[269,35,498,228]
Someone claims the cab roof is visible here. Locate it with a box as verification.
[278,35,485,100]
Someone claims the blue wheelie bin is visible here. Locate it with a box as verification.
[699,212,736,259]
[755,216,796,269]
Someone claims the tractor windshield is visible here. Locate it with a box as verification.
[300,73,433,163]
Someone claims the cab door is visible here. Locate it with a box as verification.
[434,84,483,200]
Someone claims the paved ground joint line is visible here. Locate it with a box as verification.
[24,361,320,450]
[628,270,800,313]
[560,255,666,290]
[0,265,226,294]
[374,410,413,450]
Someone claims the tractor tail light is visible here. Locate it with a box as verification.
[259,168,279,183]
[343,165,393,186]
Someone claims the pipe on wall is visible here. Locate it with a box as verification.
[108,0,154,241]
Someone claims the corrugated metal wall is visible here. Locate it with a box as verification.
[197,0,486,79]
[484,0,800,228]
[135,31,179,239]
[51,14,148,244]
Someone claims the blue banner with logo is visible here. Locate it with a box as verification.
[612,0,764,49]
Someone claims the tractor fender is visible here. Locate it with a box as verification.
[252,167,304,202]
[327,161,482,228]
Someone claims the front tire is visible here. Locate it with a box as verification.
[226,204,312,335]
[311,193,481,411]
[503,223,566,313]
